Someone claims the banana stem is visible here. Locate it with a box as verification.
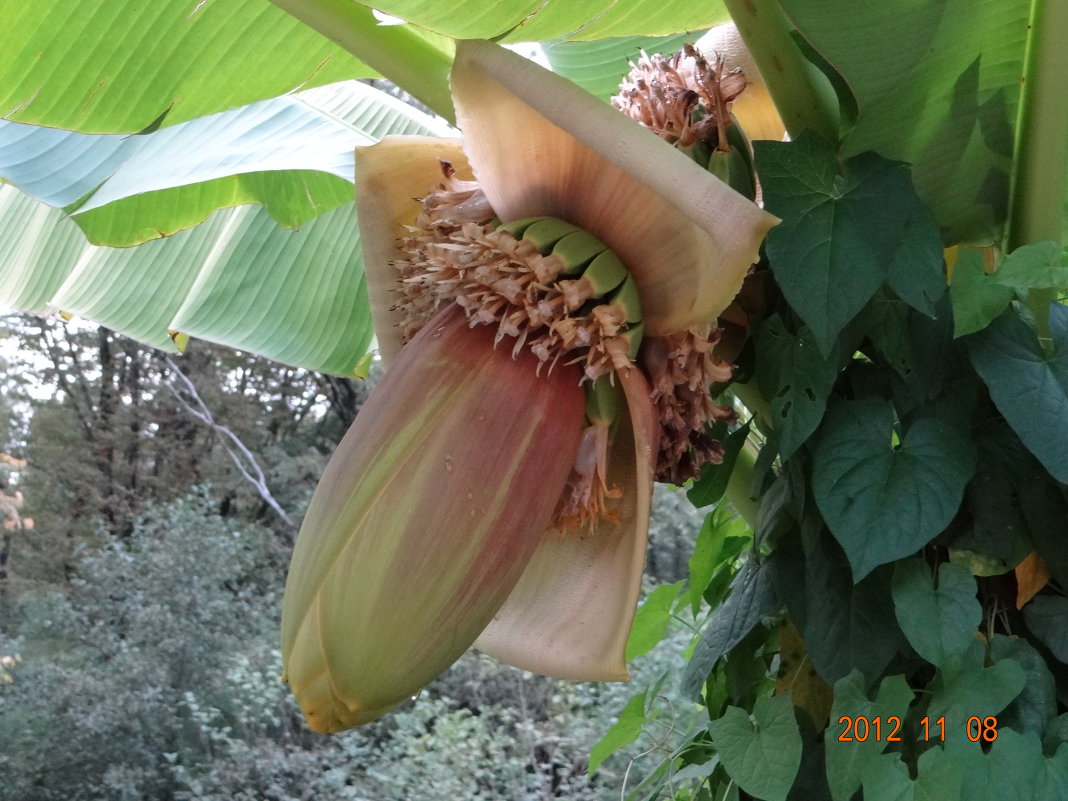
[721,0,839,141]
[721,380,774,529]
[266,0,456,125]
[731,380,773,433]
[1008,0,1068,340]
[725,437,761,527]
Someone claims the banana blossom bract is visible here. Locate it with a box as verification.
[281,38,777,733]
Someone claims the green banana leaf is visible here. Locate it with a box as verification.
[0,0,390,134]
[0,81,449,247]
[0,79,450,374]
[0,185,373,376]
[543,33,701,102]
[280,0,729,41]
[776,0,1034,245]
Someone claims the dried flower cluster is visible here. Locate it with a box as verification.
[612,44,747,148]
[642,326,737,484]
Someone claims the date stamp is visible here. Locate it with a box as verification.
[836,715,1000,743]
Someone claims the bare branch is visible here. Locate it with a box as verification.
[162,357,297,538]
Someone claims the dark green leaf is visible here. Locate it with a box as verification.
[756,315,840,460]
[1023,596,1068,665]
[756,136,882,351]
[902,292,961,402]
[723,625,774,713]
[862,291,914,379]
[885,207,947,317]
[688,422,753,508]
[709,693,802,801]
[799,531,902,683]
[950,423,1036,576]
[990,635,1057,737]
[862,748,964,801]
[757,134,945,351]
[956,730,1041,801]
[968,303,1068,483]
[787,708,834,801]
[754,469,802,552]
[813,399,976,579]
[927,641,1027,733]
[824,671,914,801]
[891,560,980,669]
[683,558,777,699]
[1019,480,1068,589]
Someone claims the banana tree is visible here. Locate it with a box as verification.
[3,0,1068,798]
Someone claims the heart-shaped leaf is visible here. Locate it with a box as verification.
[813,398,976,579]
[757,134,944,352]
[709,693,802,801]
[825,671,914,801]
[891,560,981,669]
[968,303,1068,484]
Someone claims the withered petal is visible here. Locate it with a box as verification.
[355,136,471,364]
[695,23,787,142]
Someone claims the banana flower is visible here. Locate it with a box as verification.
[281,38,776,733]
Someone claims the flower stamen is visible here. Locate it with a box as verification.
[392,169,643,387]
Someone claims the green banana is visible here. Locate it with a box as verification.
[552,230,608,275]
[518,217,584,253]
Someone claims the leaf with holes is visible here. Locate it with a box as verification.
[756,314,840,460]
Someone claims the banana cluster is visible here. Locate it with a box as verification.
[494,215,644,360]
